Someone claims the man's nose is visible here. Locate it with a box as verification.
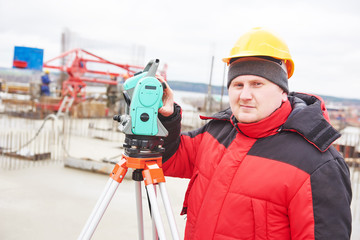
[240,85,252,100]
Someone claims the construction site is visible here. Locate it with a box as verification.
[1,44,360,239]
[0,46,205,239]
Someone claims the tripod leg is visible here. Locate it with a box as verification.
[159,182,180,240]
[78,159,128,240]
[146,184,167,240]
[78,178,121,240]
[135,181,145,240]
[151,185,159,240]
[78,177,114,239]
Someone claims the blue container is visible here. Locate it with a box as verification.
[13,46,44,71]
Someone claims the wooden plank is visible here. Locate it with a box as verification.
[64,157,132,178]
[64,157,115,174]
[3,152,51,161]
[2,99,35,106]
[2,84,30,94]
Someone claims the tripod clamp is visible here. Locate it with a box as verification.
[110,153,165,186]
[110,134,166,184]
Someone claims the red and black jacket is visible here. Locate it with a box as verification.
[159,92,352,240]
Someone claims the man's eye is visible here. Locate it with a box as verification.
[253,82,263,87]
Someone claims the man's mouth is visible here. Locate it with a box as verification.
[240,105,255,109]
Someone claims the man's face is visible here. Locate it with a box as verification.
[228,75,288,123]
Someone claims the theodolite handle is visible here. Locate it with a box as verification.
[145,59,160,78]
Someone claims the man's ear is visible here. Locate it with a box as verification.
[281,91,288,102]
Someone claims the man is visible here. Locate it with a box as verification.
[158,27,352,239]
[40,69,51,96]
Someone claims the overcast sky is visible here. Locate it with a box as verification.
[1,0,360,99]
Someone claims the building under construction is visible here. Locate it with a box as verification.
[0,48,167,172]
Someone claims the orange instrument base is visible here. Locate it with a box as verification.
[110,154,165,185]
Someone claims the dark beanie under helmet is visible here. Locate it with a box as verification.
[227,57,289,93]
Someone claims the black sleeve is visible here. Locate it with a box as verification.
[158,103,182,162]
[310,152,352,239]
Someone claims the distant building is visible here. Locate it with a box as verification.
[327,102,360,129]
[327,104,347,130]
[333,126,360,159]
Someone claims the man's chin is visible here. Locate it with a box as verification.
[235,114,257,124]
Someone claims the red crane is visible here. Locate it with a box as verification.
[40,48,167,113]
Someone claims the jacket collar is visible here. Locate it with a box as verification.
[231,100,291,139]
[284,92,341,152]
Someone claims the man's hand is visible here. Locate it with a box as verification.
[157,75,174,117]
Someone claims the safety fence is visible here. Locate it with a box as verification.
[0,114,71,170]
[67,117,124,142]
[0,114,130,171]
[350,163,360,227]
[181,110,206,131]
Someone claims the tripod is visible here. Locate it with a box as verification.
[78,135,180,240]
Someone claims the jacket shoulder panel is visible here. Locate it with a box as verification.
[248,132,334,174]
[184,119,237,149]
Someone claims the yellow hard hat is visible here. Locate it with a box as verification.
[222,27,294,78]
[44,69,50,74]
